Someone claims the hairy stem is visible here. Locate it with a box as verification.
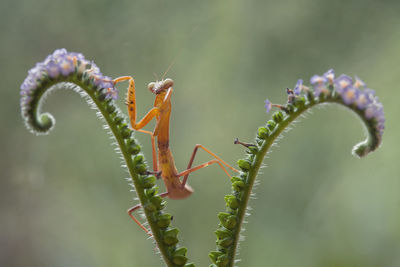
[210,91,384,267]
[20,49,191,267]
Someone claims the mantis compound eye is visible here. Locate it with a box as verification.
[147,82,156,93]
[160,78,174,91]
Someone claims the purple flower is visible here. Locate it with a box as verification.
[20,77,36,93]
[76,60,90,73]
[310,74,328,97]
[334,74,353,94]
[91,74,118,99]
[105,88,119,100]
[364,106,374,120]
[52,48,68,59]
[20,48,119,110]
[264,99,272,113]
[364,103,383,120]
[92,75,103,87]
[88,61,101,76]
[341,87,359,105]
[59,58,74,76]
[43,54,53,65]
[100,77,118,99]
[28,63,44,80]
[323,69,335,84]
[46,60,60,78]
[376,112,385,135]
[283,72,385,142]
[68,52,85,61]
[364,88,376,97]
[101,76,114,89]
[310,75,327,86]
[356,91,372,109]
[293,79,303,95]
[21,64,45,93]
[353,75,366,89]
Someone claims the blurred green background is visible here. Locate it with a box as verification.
[1,0,399,266]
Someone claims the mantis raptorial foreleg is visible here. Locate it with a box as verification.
[114,76,160,171]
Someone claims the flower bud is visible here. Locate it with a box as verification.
[135,163,147,174]
[97,90,107,101]
[144,202,156,212]
[150,195,165,210]
[295,96,306,107]
[163,228,179,246]
[217,237,233,248]
[286,104,295,113]
[272,111,284,123]
[237,159,251,171]
[247,145,259,154]
[172,247,188,266]
[120,125,132,139]
[209,251,224,264]
[106,103,116,113]
[215,228,233,240]
[133,155,144,164]
[218,212,237,229]
[224,195,239,209]
[114,116,124,125]
[230,176,243,183]
[127,142,141,155]
[141,175,156,189]
[266,120,276,131]
[257,127,269,139]
[216,254,229,267]
[156,213,172,228]
[232,180,245,192]
[145,187,157,198]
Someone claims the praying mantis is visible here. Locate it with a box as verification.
[112,76,239,234]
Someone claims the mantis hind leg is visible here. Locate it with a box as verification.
[127,204,152,236]
[127,192,169,235]
[179,144,240,187]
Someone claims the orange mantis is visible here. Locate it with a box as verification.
[112,76,239,234]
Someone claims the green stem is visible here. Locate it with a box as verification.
[229,102,306,264]
[211,93,382,267]
[21,73,189,266]
[87,86,176,267]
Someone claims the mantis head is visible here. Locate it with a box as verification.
[147,78,174,94]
